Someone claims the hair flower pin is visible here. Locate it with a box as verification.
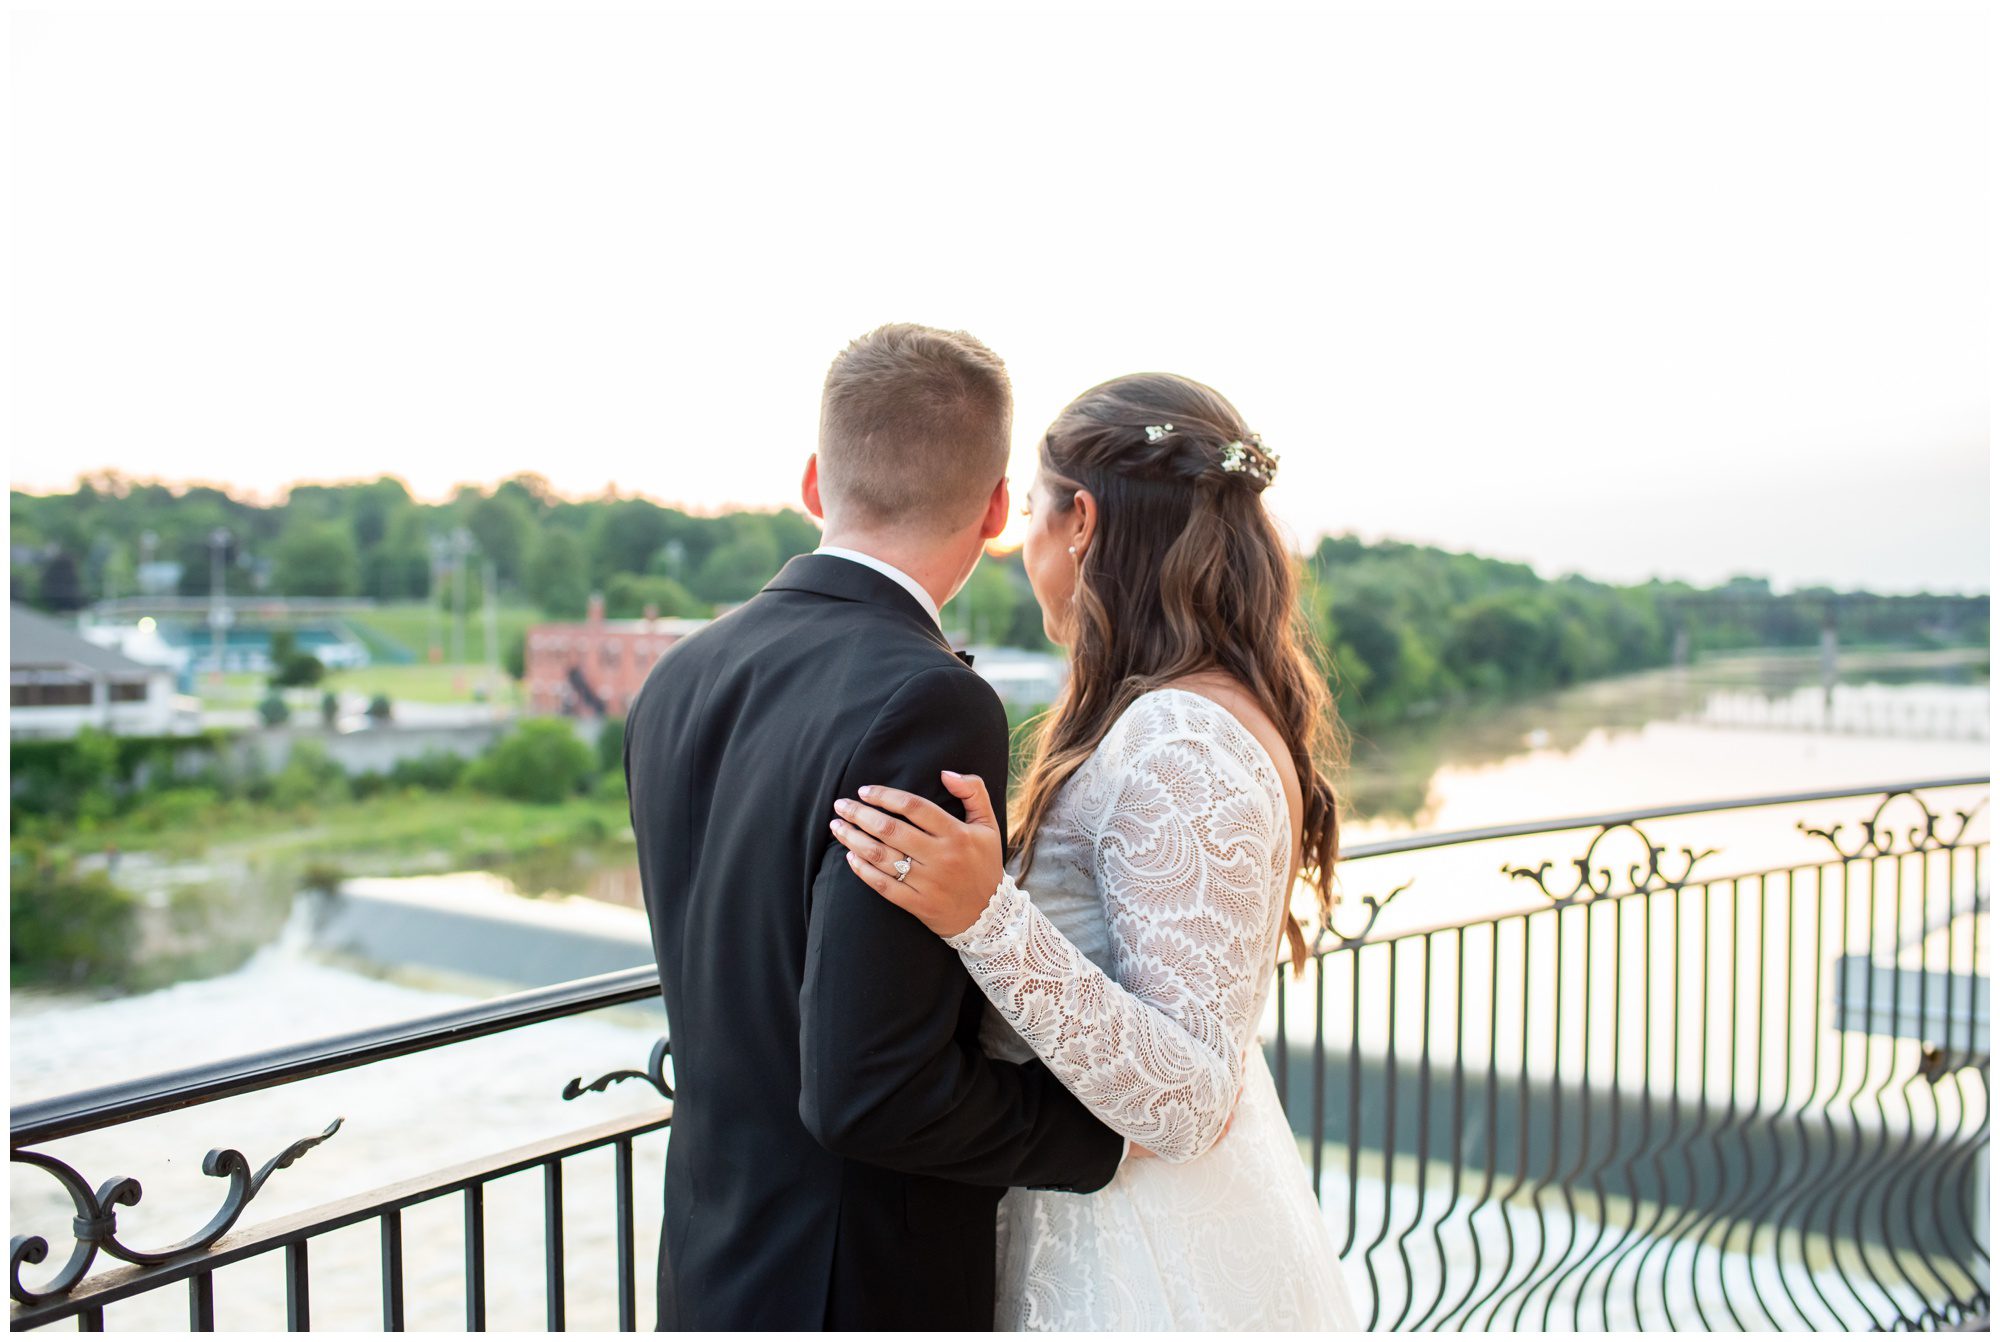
[1143,423,1174,444]
[1220,432,1279,484]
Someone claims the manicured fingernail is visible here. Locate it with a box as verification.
[941,770,961,780]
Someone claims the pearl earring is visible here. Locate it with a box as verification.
[1068,545,1077,556]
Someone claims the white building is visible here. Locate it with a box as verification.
[10,604,183,739]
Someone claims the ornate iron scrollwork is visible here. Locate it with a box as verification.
[1502,821,1716,905]
[1799,788,1986,860]
[1311,881,1415,953]
[10,1118,342,1305]
[563,1036,673,1102]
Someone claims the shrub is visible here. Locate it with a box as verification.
[387,750,468,792]
[268,630,326,689]
[596,716,626,775]
[124,786,224,834]
[466,719,594,804]
[10,848,139,986]
[272,740,349,809]
[258,691,291,727]
[367,694,393,722]
[299,860,346,895]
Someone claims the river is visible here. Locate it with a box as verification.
[10,647,1988,1329]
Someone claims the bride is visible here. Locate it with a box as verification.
[828,372,1361,1331]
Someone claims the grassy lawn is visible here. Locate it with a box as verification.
[321,662,523,707]
[343,602,543,665]
[64,788,633,870]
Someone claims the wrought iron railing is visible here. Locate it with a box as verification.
[11,776,1989,1331]
[1271,775,1990,1331]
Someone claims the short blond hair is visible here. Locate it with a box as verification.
[817,323,1012,535]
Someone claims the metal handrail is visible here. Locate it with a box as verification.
[12,774,1987,1150]
[9,967,662,1148]
[1336,773,1990,861]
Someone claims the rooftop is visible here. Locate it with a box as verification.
[10,604,158,677]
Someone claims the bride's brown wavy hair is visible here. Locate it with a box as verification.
[1010,372,1347,971]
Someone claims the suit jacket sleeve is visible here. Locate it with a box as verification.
[797,664,1125,1191]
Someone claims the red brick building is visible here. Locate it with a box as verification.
[525,596,709,717]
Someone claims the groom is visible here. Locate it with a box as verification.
[624,324,1125,1330]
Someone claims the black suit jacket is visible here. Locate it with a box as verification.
[624,553,1123,1331]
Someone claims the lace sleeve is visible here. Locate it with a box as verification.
[943,695,1286,1163]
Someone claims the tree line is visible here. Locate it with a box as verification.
[12,472,1987,730]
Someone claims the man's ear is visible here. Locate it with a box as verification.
[801,455,824,521]
[978,476,1010,542]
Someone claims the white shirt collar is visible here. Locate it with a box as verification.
[813,546,942,629]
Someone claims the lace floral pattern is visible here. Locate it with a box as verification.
[945,690,1288,1161]
[946,689,1359,1330]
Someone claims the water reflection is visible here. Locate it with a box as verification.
[1345,649,1989,835]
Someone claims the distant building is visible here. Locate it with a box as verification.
[522,601,1064,720]
[525,596,708,718]
[10,604,182,738]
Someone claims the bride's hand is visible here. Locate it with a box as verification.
[830,771,1005,939]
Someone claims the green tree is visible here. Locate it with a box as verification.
[589,498,672,583]
[38,550,85,610]
[604,573,706,619]
[364,509,432,600]
[350,477,414,550]
[273,521,361,596]
[469,493,535,584]
[466,719,595,803]
[950,561,1018,646]
[527,531,590,618]
[689,523,780,604]
[267,630,326,689]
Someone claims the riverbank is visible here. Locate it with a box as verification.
[11,790,636,994]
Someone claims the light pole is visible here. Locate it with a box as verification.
[451,527,472,665]
[483,558,498,671]
[207,528,232,689]
[427,537,448,664]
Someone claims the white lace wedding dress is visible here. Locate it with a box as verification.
[943,688,1360,1331]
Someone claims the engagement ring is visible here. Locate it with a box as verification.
[892,856,911,882]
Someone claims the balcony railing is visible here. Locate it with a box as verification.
[10,776,1989,1331]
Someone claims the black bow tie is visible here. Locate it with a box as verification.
[955,649,976,667]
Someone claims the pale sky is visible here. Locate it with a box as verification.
[7,0,1989,593]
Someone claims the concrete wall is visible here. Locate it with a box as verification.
[231,722,510,775]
